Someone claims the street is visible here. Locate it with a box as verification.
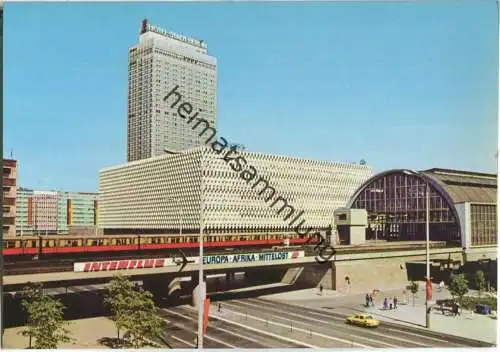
[158,298,491,348]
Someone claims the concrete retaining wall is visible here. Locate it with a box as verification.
[317,251,464,293]
[333,258,408,293]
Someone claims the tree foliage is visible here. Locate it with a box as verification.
[104,275,163,348]
[474,270,486,297]
[19,282,73,349]
[123,288,163,348]
[449,273,469,308]
[104,275,136,340]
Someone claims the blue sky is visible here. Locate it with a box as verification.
[4,1,498,192]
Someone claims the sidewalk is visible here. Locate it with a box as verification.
[264,287,347,301]
[354,301,497,344]
[262,285,498,345]
[4,317,115,349]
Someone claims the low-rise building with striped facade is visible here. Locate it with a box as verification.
[99,147,372,234]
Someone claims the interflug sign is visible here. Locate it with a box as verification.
[74,250,305,273]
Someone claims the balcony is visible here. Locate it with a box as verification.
[3,160,16,168]
[3,217,15,225]
[3,197,15,206]
[2,178,15,187]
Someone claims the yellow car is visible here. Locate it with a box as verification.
[345,314,380,328]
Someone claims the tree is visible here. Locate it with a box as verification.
[409,281,419,307]
[19,282,43,348]
[105,275,163,348]
[104,275,136,341]
[475,270,486,298]
[449,273,469,311]
[122,288,163,348]
[19,282,73,349]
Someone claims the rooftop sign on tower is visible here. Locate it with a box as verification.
[139,19,207,49]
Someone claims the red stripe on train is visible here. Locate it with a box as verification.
[3,237,316,256]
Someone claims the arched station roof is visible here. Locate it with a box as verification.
[348,168,497,208]
[420,168,497,204]
[346,168,496,244]
[347,169,457,210]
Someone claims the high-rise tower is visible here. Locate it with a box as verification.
[127,19,217,161]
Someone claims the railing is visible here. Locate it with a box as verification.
[215,307,358,347]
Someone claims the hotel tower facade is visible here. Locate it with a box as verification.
[127,19,217,161]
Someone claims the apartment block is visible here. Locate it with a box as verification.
[16,189,99,235]
[3,159,17,237]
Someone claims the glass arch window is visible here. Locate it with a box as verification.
[348,171,460,244]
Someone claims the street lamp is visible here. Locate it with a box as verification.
[164,147,202,347]
[425,182,431,329]
[197,151,206,349]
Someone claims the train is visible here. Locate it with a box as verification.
[3,232,317,257]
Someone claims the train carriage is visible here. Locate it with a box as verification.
[2,231,315,258]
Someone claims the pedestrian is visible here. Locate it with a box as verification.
[365,293,370,307]
[394,296,398,309]
[319,284,323,296]
[439,280,445,292]
[383,297,388,310]
[218,303,222,312]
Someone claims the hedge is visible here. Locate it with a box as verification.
[459,295,497,311]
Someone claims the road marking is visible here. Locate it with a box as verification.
[205,334,237,348]
[159,317,196,334]
[251,298,345,321]
[162,308,237,348]
[246,299,432,347]
[309,307,464,346]
[171,335,196,347]
[225,300,388,347]
[196,308,320,348]
[168,307,265,346]
[234,300,399,348]
[212,302,369,348]
[209,325,265,346]
[386,328,461,344]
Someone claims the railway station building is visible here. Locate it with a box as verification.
[346,168,497,254]
[99,147,372,234]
